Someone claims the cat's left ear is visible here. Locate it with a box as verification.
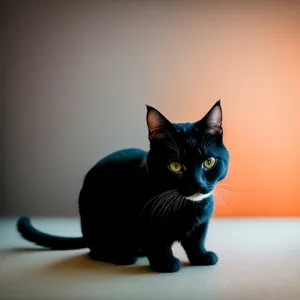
[195,100,223,135]
[146,105,175,140]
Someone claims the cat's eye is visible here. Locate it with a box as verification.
[169,162,186,173]
[203,157,217,169]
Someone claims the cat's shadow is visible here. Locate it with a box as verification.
[6,247,189,276]
[46,252,154,276]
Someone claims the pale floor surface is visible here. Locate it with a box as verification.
[0,218,300,300]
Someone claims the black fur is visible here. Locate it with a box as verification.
[17,101,229,273]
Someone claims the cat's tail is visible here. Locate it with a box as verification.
[16,216,87,250]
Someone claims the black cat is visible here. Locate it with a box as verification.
[17,100,230,273]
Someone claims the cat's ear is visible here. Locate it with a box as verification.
[195,100,223,135]
[146,105,174,140]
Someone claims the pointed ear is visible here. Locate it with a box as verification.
[146,105,174,140]
[195,100,223,135]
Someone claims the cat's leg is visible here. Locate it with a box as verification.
[181,221,218,266]
[89,247,112,262]
[144,239,181,273]
[86,234,115,263]
[89,236,138,265]
[89,243,138,265]
[81,193,138,265]
[110,242,139,265]
[109,224,140,265]
[91,228,139,265]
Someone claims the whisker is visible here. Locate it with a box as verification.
[157,192,183,222]
[156,192,180,218]
[215,187,237,196]
[213,191,229,209]
[156,197,175,221]
[215,187,236,195]
[164,142,179,154]
[171,194,182,214]
[174,195,186,216]
[140,190,175,216]
[163,196,179,219]
[166,194,181,215]
[172,195,181,214]
[217,183,237,189]
[152,193,176,219]
[141,191,171,213]
[164,130,180,154]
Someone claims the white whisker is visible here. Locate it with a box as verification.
[152,193,176,219]
[140,190,175,217]
[214,191,229,209]
[215,187,237,198]
[173,195,184,215]
[177,196,187,213]
[156,196,176,221]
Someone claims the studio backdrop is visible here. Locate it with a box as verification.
[2,0,300,217]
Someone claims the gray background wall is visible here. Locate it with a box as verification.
[2,0,300,216]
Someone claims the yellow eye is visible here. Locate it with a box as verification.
[203,157,217,169]
[169,162,185,173]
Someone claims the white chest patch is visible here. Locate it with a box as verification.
[185,191,213,202]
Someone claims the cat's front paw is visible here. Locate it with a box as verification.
[150,257,181,273]
[189,251,218,266]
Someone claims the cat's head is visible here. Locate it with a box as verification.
[146,100,229,202]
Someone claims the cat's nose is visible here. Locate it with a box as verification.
[186,184,201,195]
[191,178,203,193]
[192,185,202,194]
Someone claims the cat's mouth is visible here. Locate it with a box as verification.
[185,191,213,202]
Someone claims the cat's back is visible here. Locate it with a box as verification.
[97,148,147,168]
[85,148,148,183]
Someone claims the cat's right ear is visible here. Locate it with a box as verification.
[146,105,174,140]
